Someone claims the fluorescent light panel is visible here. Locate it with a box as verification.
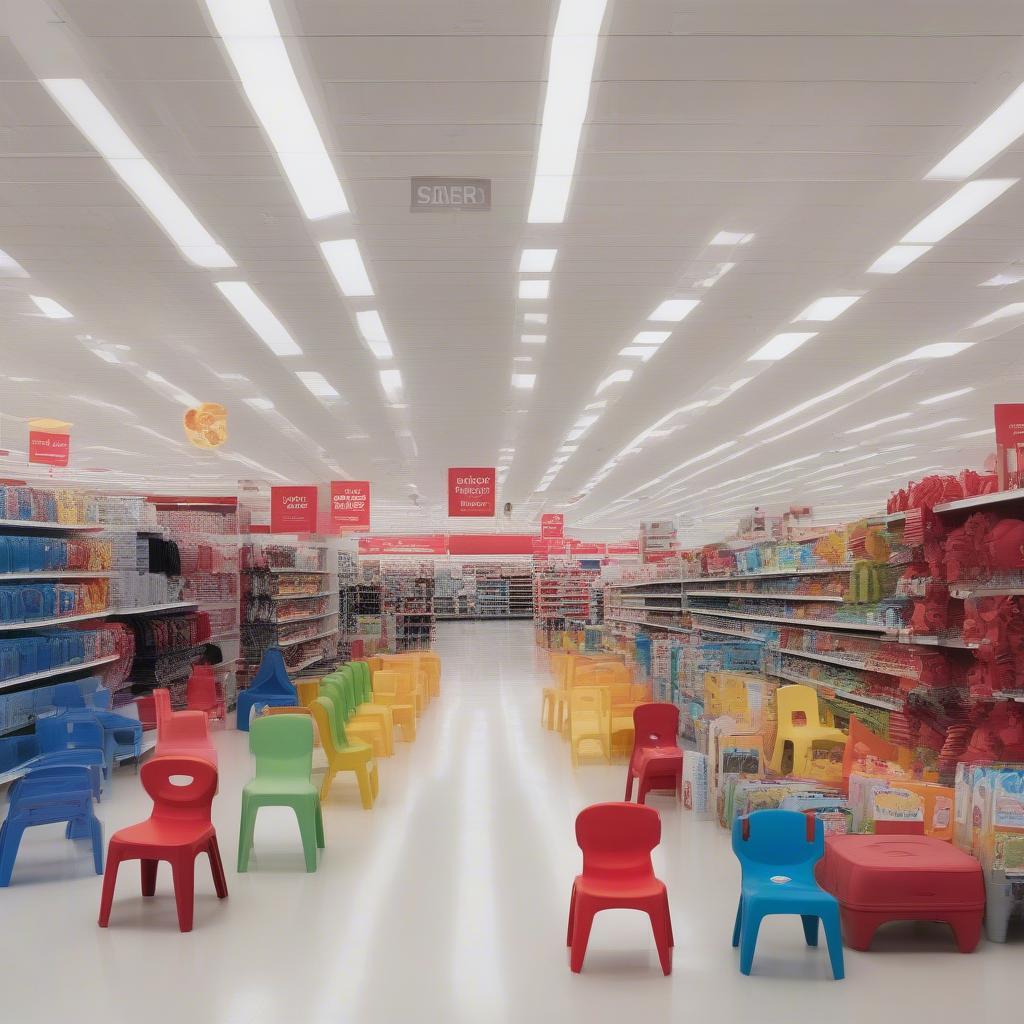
[521,334,547,345]
[215,281,303,357]
[619,346,658,361]
[794,296,860,322]
[748,332,817,362]
[927,82,1024,181]
[970,303,1024,328]
[379,369,403,401]
[648,299,699,322]
[710,231,754,245]
[524,313,548,324]
[595,369,632,394]
[355,310,393,360]
[901,179,1017,244]
[919,387,975,405]
[902,342,974,360]
[320,239,373,297]
[204,0,348,220]
[30,295,73,319]
[527,0,610,223]
[843,412,912,434]
[42,79,235,269]
[519,279,550,299]
[511,374,536,389]
[633,330,671,346]
[867,244,931,274]
[295,371,339,398]
[519,248,557,272]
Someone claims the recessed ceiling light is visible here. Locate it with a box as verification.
[794,296,860,322]
[633,330,672,347]
[320,239,373,297]
[519,248,558,272]
[748,332,817,362]
[926,82,1024,181]
[524,312,548,324]
[527,0,610,223]
[843,412,913,434]
[521,334,547,344]
[42,79,235,268]
[970,303,1024,328]
[511,374,536,389]
[89,348,120,364]
[595,369,633,394]
[710,231,754,245]
[919,387,975,405]
[203,0,349,220]
[901,342,974,360]
[30,295,73,319]
[619,346,659,361]
[901,179,1017,244]
[695,262,736,288]
[244,397,275,411]
[867,244,932,274]
[514,356,533,363]
[355,310,393,360]
[379,368,403,401]
[958,427,996,439]
[296,371,340,398]
[0,249,27,278]
[584,401,606,411]
[519,280,550,300]
[648,299,700,322]
[145,372,199,408]
[214,281,302,357]
[980,270,1024,287]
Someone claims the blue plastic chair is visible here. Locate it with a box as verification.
[235,648,299,731]
[0,765,103,885]
[731,810,845,979]
[52,683,143,769]
[36,716,109,794]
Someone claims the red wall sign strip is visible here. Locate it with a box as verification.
[28,431,70,468]
[995,404,1024,489]
[358,535,447,555]
[330,480,371,530]
[447,534,535,555]
[447,467,496,517]
[540,513,564,539]
[270,486,318,533]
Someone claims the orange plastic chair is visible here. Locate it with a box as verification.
[769,684,847,776]
[98,756,227,932]
[309,698,378,809]
[372,670,417,742]
[568,802,673,974]
[382,659,426,715]
[570,687,610,767]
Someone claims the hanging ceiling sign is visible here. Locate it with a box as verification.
[540,513,564,539]
[448,467,496,517]
[331,480,371,531]
[270,486,318,533]
[995,403,1024,489]
[411,177,491,212]
[28,430,70,467]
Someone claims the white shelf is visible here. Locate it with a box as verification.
[269,590,332,601]
[0,653,120,692]
[607,578,690,588]
[605,616,689,634]
[0,571,112,580]
[0,609,113,632]
[949,585,1024,599]
[613,592,684,599]
[682,567,851,585]
[696,623,765,642]
[98,524,165,534]
[690,590,845,603]
[272,610,338,627]
[265,568,329,574]
[111,601,198,616]
[769,645,916,680]
[933,488,1024,515]
[0,518,102,532]
[689,608,887,633]
[893,632,979,650]
[614,604,686,612]
[769,667,905,711]
[278,627,338,649]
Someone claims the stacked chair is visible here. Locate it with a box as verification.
[235,648,299,731]
[153,688,217,766]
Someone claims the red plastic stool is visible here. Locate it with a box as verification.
[815,834,985,952]
[567,802,674,974]
[98,756,227,932]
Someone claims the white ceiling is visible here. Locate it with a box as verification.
[0,0,1022,540]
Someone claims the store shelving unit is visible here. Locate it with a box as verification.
[380,560,436,651]
[434,559,534,619]
[533,563,599,648]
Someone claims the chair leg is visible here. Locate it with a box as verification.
[664,893,674,948]
[949,911,982,953]
[171,854,197,932]
[314,802,325,849]
[624,768,635,802]
[90,816,104,875]
[801,914,820,947]
[648,903,673,976]
[370,763,380,800]
[566,884,577,946]
[98,846,123,926]
[0,821,26,887]
[208,838,229,899]
[570,901,597,973]
[738,906,764,975]
[320,769,335,802]
[295,805,319,873]
[237,798,258,872]
[820,903,845,980]
[141,858,159,897]
[732,896,743,947]
[355,766,374,809]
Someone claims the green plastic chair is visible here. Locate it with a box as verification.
[237,714,324,873]
[320,680,386,755]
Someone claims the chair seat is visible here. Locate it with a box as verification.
[112,818,214,850]
[244,778,318,799]
[574,873,667,902]
[742,875,833,907]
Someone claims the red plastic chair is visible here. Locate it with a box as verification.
[186,667,226,724]
[153,688,217,766]
[567,802,673,974]
[624,703,682,804]
[98,756,227,932]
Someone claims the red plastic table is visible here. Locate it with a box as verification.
[815,834,985,952]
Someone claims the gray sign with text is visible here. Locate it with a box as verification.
[411,177,491,211]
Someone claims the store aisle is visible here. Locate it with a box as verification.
[1,621,1019,1023]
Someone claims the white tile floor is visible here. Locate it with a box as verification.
[0,620,1019,1023]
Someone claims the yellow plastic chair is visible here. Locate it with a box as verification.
[296,679,320,708]
[372,670,417,742]
[382,658,426,715]
[366,656,383,674]
[320,679,388,759]
[417,652,442,699]
[309,697,378,809]
[345,664,395,756]
[541,669,570,732]
[569,686,611,767]
[768,684,847,776]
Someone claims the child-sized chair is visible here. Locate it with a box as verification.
[99,756,228,932]
[0,765,103,885]
[570,687,611,767]
[153,690,217,767]
[768,684,847,776]
[309,697,378,809]
[34,716,108,797]
[349,662,395,753]
[236,648,299,731]
[624,704,682,804]
[731,810,844,979]
[186,667,226,724]
[52,683,143,770]
[320,678,387,758]
[335,666,392,754]
[568,802,673,974]
[238,715,323,872]
[372,670,416,742]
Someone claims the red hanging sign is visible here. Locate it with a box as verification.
[995,404,1024,489]
[447,467,496,517]
[270,486,318,533]
[330,480,371,530]
[540,513,564,539]
[358,535,447,555]
[28,431,70,468]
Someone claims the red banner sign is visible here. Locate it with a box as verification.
[28,430,70,468]
[995,404,1024,489]
[540,513,564,539]
[606,540,640,556]
[358,535,447,555]
[330,480,370,530]
[270,486,318,533]
[447,467,496,517]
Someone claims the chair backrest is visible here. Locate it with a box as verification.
[153,688,173,728]
[351,661,372,702]
[320,680,349,727]
[249,714,313,780]
[570,686,608,717]
[337,667,359,710]
[575,802,661,878]
[373,670,399,697]
[776,684,822,730]
[310,696,343,756]
[731,809,824,868]
[632,703,679,752]
[141,755,218,825]
[36,715,104,754]
[187,668,219,707]
[52,681,87,709]
[249,648,297,696]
